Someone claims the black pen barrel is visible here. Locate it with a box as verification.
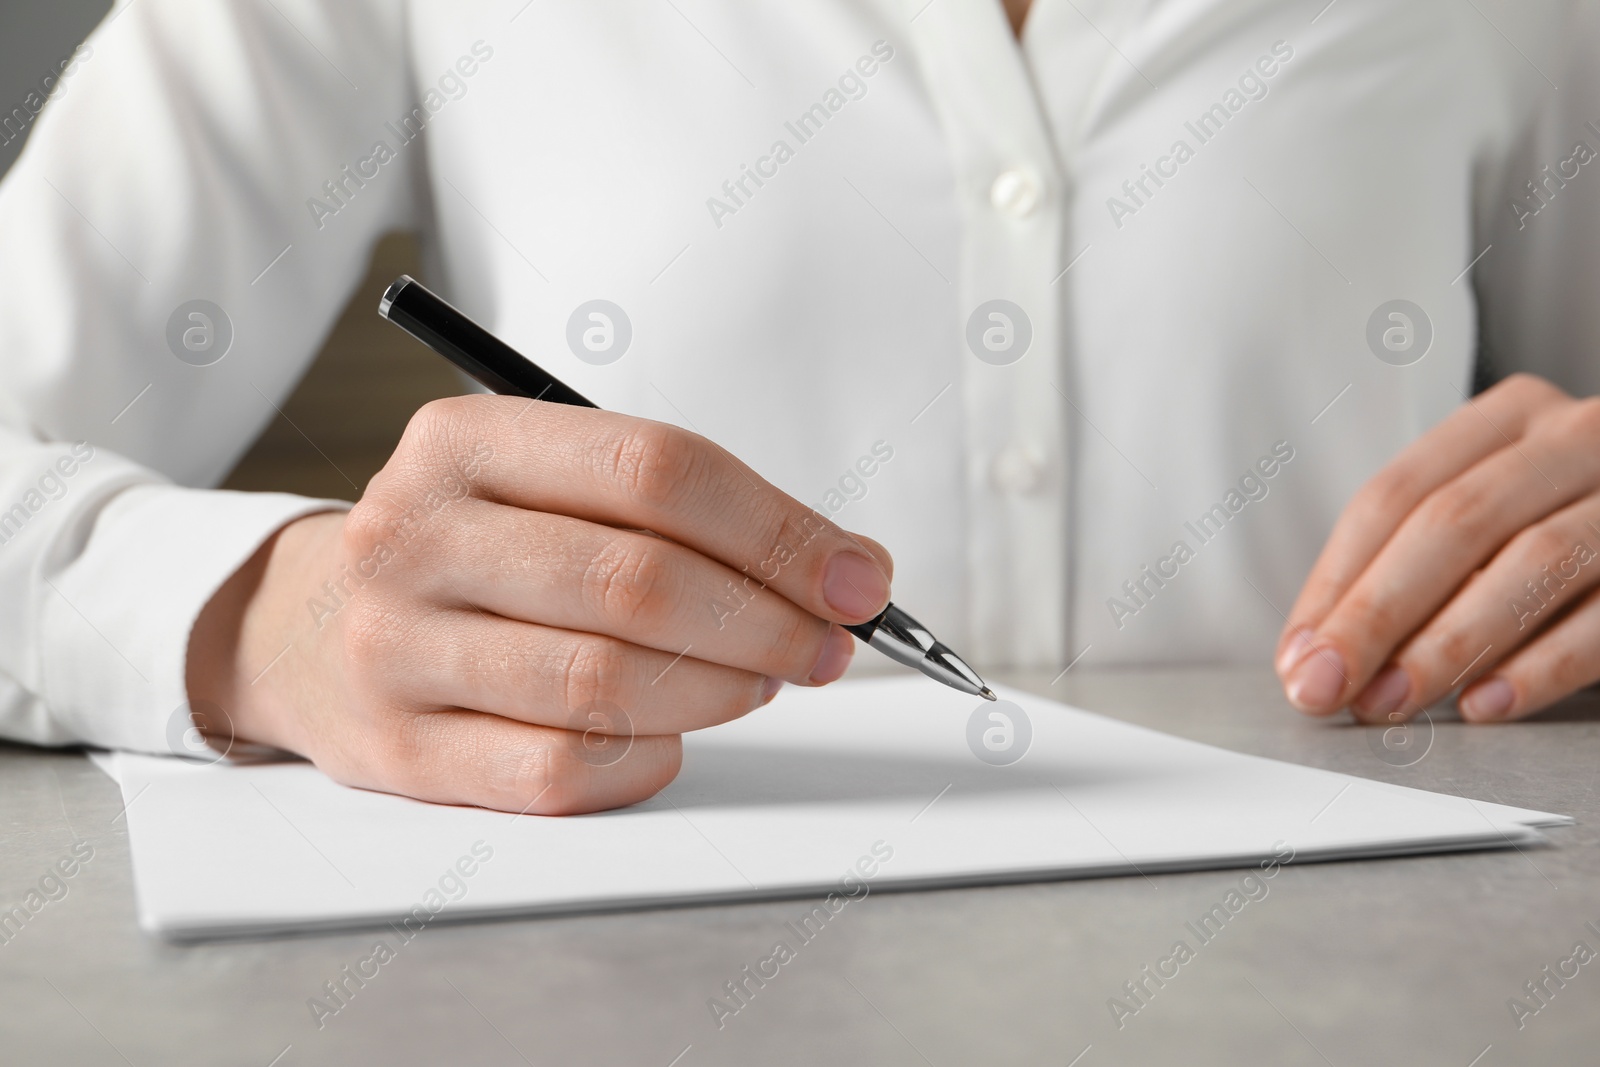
[379,275,597,409]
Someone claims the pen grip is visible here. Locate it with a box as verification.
[844,611,888,643]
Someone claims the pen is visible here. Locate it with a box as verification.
[378,275,997,702]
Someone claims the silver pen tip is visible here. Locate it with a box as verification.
[979,686,998,701]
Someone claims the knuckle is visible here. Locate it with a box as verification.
[345,491,449,572]
[753,508,824,573]
[401,396,475,457]
[357,712,445,798]
[1495,372,1564,410]
[768,611,827,678]
[1332,590,1398,646]
[1413,483,1494,542]
[561,637,635,718]
[735,505,842,591]
[509,735,682,815]
[339,600,408,677]
[1355,467,1421,523]
[1508,522,1574,573]
[342,497,397,559]
[1427,627,1476,671]
[582,535,678,631]
[387,398,492,499]
[510,740,590,815]
[603,422,707,513]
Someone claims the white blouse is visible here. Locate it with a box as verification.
[1,0,1595,752]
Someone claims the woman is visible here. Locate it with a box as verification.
[1,0,1595,812]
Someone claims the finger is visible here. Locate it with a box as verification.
[379,398,893,625]
[370,610,787,735]
[848,531,896,584]
[1348,496,1600,722]
[1458,583,1600,723]
[1283,402,1600,714]
[324,707,683,815]
[1277,375,1568,674]
[398,499,850,685]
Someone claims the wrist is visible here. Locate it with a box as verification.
[185,509,347,754]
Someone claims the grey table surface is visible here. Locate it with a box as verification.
[3,665,1598,1067]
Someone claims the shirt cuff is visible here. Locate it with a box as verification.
[39,484,349,753]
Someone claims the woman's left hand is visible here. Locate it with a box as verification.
[1277,373,1600,724]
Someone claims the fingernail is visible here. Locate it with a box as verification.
[760,676,784,706]
[1461,677,1514,722]
[1276,630,1315,676]
[1285,646,1347,711]
[1354,666,1410,720]
[808,626,855,685]
[823,551,890,620]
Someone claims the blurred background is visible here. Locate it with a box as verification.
[1,0,459,502]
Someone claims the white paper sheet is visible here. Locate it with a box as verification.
[109,678,1568,940]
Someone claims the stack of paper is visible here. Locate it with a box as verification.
[101,678,1567,940]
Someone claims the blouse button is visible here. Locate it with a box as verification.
[992,444,1048,495]
[990,168,1042,219]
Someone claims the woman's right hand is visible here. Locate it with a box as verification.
[185,395,894,814]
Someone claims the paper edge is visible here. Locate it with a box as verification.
[143,825,1549,941]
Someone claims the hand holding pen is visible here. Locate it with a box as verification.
[379,276,994,703]
[187,278,989,818]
